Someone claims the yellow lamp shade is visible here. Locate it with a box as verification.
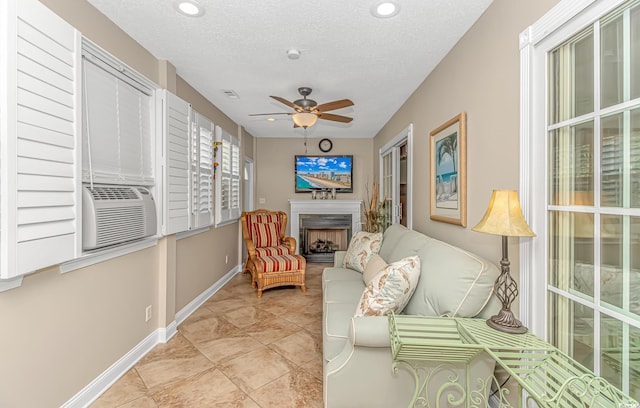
[472,190,535,237]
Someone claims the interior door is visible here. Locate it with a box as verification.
[379,124,412,229]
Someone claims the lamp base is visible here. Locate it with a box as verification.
[487,308,528,334]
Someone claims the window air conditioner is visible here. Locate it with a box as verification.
[82,184,157,250]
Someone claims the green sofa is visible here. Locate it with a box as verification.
[322,224,502,407]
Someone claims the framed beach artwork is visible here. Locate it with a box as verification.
[429,112,467,227]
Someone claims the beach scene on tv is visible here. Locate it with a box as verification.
[296,156,352,190]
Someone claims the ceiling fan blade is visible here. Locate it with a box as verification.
[270,96,302,111]
[317,113,353,123]
[314,99,354,113]
[248,112,292,116]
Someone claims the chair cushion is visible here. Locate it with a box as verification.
[355,255,421,317]
[343,231,383,273]
[252,222,281,248]
[253,254,305,273]
[255,244,291,257]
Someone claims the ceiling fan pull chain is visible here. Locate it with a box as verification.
[304,128,308,154]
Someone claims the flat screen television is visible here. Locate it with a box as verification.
[295,155,353,193]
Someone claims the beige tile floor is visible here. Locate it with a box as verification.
[91,263,326,408]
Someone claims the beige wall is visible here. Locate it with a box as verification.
[255,137,374,234]
[374,0,560,298]
[0,1,247,406]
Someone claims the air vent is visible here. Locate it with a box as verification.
[87,186,140,200]
[222,89,239,99]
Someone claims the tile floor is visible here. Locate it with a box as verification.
[91,263,326,408]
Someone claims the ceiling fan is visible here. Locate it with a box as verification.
[250,87,354,128]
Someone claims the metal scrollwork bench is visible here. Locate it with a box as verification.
[389,313,638,408]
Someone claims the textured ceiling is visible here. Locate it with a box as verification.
[87,0,493,139]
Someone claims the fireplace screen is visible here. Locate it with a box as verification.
[305,228,349,255]
[299,213,352,262]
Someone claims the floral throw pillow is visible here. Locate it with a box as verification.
[343,231,383,273]
[355,255,421,317]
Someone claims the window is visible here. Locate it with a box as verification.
[81,41,155,187]
[160,91,214,234]
[215,127,240,226]
[522,0,640,399]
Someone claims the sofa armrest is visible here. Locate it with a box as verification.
[350,316,391,348]
[333,250,347,267]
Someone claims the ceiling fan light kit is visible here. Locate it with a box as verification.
[292,112,318,128]
[249,87,354,129]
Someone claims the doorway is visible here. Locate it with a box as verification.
[379,124,412,229]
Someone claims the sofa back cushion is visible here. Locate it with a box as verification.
[380,224,499,318]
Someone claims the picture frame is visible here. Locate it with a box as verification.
[430,112,467,227]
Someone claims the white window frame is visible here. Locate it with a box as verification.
[520,0,632,338]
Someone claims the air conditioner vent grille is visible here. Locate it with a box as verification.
[95,207,146,247]
[82,184,157,250]
[88,186,140,201]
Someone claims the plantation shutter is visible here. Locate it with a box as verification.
[215,127,241,226]
[160,90,190,234]
[1,0,81,278]
[192,112,213,228]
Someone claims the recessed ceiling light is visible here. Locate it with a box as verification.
[371,2,399,18]
[174,0,205,17]
[267,118,276,122]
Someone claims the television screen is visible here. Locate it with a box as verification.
[295,155,353,193]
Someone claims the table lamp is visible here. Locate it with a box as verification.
[472,190,535,334]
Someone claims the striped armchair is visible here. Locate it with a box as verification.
[240,209,306,297]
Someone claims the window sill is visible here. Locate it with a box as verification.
[215,218,239,228]
[176,226,211,240]
[59,236,159,274]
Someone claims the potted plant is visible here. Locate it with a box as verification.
[363,181,388,233]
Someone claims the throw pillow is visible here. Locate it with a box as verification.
[363,254,387,285]
[343,231,383,273]
[355,255,421,317]
[252,222,280,248]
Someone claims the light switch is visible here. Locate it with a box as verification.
[259,198,266,204]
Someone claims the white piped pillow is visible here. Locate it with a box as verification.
[343,231,383,273]
[355,255,421,317]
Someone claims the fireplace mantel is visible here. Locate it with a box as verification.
[289,199,362,254]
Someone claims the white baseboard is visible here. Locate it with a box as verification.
[61,329,163,408]
[175,263,242,325]
[159,320,178,343]
[62,264,241,408]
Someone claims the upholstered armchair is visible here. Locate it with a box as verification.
[240,209,306,297]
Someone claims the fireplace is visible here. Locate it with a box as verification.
[289,199,362,263]
[300,214,351,263]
